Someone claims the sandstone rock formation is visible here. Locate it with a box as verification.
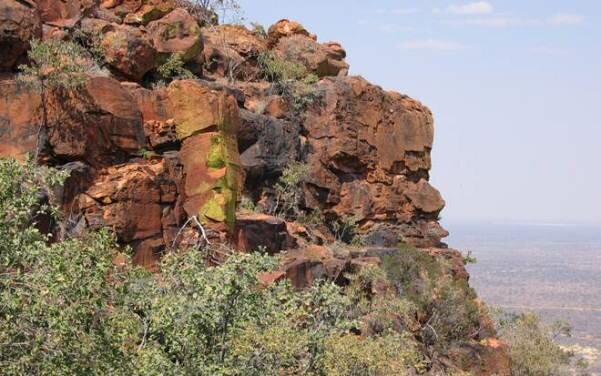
[147,8,202,60]
[0,7,511,372]
[0,0,42,71]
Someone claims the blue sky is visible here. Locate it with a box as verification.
[237,0,601,225]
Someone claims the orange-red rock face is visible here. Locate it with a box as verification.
[301,76,447,247]
[0,6,446,260]
[0,0,42,70]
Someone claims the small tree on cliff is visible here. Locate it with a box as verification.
[176,0,242,25]
[17,39,92,157]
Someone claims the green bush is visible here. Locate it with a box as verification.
[250,22,267,39]
[497,312,586,376]
[331,215,365,246]
[323,333,426,376]
[156,53,196,82]
[271,161,309,219]
[0,158,432,375]
[380,247,481,348]
[18,39,92,91]
[258,51,321,113]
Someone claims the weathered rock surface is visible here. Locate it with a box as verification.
[0,78,41,158]
[201,24,267,80]
[66,159,180,268]
[234,213,295,253]
[302,76,445,247]
[44,76,146,166]
[238,109,300,181]
[100,25,156,81]
[147,8,202,60]
[0,0,42,71]
[273,34,349,77]
[267,19,315,47]
[37,0,92,27]
[167,80,244,229]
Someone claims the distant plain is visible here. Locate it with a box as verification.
[446,222,601,373]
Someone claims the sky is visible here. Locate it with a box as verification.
[237,0,601,226]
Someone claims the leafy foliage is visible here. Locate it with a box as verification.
[380,247,481,349]
[0,157,68,269]
[157,53,196,82]
[331,215,365,246]
[17,39,92,91]
[323,333,426,376]
[250,22,267,39]
[271,161,309,219]
[175,0,242,25]
[497,312,588,376]
[0,158,429,375]
[258,51,321,113]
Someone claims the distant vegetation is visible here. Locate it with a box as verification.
[495,311,590,375]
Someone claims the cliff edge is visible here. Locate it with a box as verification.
[0,1,511,373]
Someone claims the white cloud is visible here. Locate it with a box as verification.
[376,7,419,15]
[547,13,584,26]
[448,1,493,15]
[467,16,542,28]
[398,39,467,51]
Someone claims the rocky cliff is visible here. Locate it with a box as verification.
[0,1,510,373]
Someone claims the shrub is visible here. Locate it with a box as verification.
[70,27,106,66]
[497,312,586,376]
[271,161,309,219]
[156,53,196,82]
[345,265,419,336]
[250,22,267,39]
[0,157,68,269]
[323,333,427,375]
[0,158,487,375]
[332,215,365,246]
[381,247,481,348]
[175,0,241,25]
[258,51,321,113]
[18,39,92,91]
[17,39,94,156]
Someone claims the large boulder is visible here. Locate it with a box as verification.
[123,0,173,25]
[147,8,202,61]
[43,76,146,166]
[279,246,349,289]
[238,109,300,181]
[100,25,157,81]
[235,213,295,253]
[1,75,144,166]
[267,19,315,47]
[0,0,42,71]
[201,24,267,80]
[36,0,94,27]
[273,34,349,77]
[302,76,446,247]
[99,0,143,18]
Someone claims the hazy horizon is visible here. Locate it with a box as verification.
[238,0,601,226]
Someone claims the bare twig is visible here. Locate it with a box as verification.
[171,215,211,249]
